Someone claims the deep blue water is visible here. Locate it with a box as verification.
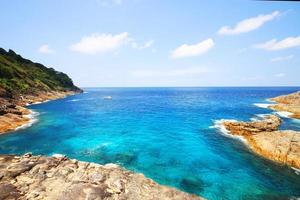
[1,87,300,200]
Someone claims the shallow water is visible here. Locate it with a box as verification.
[1,87,300,200]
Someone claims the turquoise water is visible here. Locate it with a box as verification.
[1,87,300,199]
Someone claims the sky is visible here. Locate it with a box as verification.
[0,0,299,87]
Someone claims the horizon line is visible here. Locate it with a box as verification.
[80,86,300,88]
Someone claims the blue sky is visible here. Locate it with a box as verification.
[1,0,299,87]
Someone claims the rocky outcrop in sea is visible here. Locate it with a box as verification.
[220,91,300,169]
[223,115,300,169]
[269,91,300,119]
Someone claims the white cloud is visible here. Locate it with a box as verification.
[70,33,154,54]
[131,40,154,50]
[270,55,293,62]
[274,73,286,77]
[218,11,279,35]
[70,32,130,54]
[254,36,300,51]
[38,44,55,54]
[170,38,214,59]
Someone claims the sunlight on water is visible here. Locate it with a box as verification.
[0,87,300,200]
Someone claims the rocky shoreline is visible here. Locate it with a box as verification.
[0,91,205,199]
[0,153,203,200]
[0,90,77,135]
[221,91,300,169]
[223,115,300,169]
[268,91,300,119]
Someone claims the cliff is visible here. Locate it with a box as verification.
[0,48,82,134]
[0,154,202,200]
[0,48,81,95]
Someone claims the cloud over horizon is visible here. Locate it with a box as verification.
[274,73,286,78]
[254,36,300,51]
[270,55,293,62]
[170,38,214,59]
[218,11,279,35]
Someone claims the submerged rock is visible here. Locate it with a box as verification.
[0,154,204,200]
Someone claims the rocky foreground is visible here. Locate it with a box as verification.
[269,91,300,119]
[223,115,300,169]
[0,154,202,200]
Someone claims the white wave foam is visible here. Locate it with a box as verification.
[31,101,42,105]
[30,100,50,105]
[256,114,270,118]
[266,99,276,103]
[274,111,293,118]
[251,114,276,121]
[292,167,300,176]
[69,99,81,102]
[253,103,273,109]
[15,110,39,130]
[52,153,66,158]
[210,119,247,143]
[250,117,259,121]
[68,98,94,102]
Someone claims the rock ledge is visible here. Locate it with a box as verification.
[223,115,300,169]
[269,91,300,119]
[0,154,203,200]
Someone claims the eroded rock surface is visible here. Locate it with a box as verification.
[0,154,203,200]
[269,91,300,119]
[223,115,300,169]
[223,115,281,136]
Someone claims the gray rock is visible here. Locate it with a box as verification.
[0,155,204,200]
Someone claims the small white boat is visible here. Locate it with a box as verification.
[103,96,112,100]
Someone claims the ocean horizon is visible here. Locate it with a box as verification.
[1,87,300,199]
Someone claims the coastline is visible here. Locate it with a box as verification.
[0,90,79,135]
[0,91,206,199]
[217,91,300,170]
[220,115,300,170]
[0,153,203,200]
[268,91,300,119]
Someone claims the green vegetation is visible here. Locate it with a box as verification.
[0,48,81,95]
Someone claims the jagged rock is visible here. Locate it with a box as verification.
[0,155,203,200]
[223,115,300,169]
[269,91,300,119]
[223,115,281,136]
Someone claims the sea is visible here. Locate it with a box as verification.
[1,87,300,200]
